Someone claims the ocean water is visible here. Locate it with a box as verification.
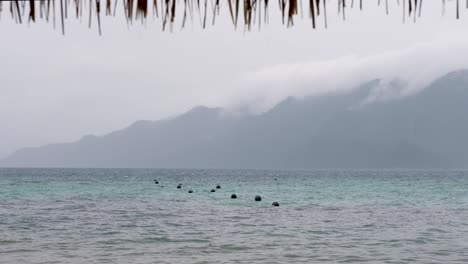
[1,168,468,264]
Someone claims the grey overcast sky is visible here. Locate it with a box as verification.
[1,0,468,158]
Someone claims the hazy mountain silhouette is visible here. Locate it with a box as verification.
[2,70,468,169]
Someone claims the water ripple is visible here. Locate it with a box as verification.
[1,168,467,264]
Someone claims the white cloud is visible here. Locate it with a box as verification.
[227,24,468,113]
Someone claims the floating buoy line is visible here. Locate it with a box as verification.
[155,180,279,206]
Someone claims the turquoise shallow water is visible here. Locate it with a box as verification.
[1,168,468,263]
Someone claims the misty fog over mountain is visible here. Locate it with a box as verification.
[2,70,468,169]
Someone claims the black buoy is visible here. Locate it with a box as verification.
[272,202,279,207]
[188,189,193,193]
[255,195,262,201]
[177,184,182,189]
[231,194,237,199]
[154,180,159,184]
[210,189,216,193]
[216,184,221,189]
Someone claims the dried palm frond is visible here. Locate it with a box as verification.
[0,0,466,35]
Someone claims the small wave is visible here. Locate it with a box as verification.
[307,230,330,235]
[2,248,38,253]
[284,253,302,258]
[219,244,252,251]
[223,215,251,220]
[0,240,18,245]
[426,228,448,234]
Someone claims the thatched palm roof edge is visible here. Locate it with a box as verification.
[0,0,467,34]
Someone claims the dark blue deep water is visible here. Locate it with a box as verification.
[1,168,468,263]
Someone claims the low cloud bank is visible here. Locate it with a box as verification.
[229,29,468,113]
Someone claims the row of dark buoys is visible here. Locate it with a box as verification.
[153,180,279,206]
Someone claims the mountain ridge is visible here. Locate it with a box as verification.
[2,70,468,169]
